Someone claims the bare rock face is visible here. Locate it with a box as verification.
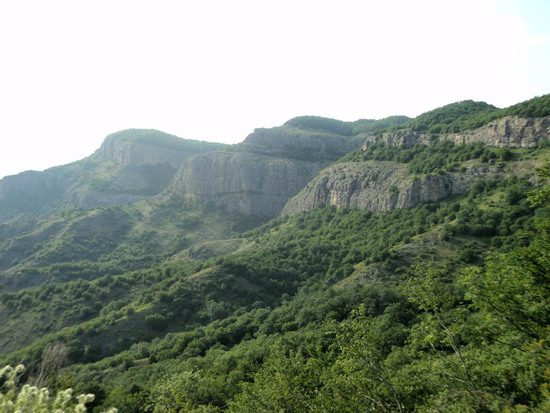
[362,116,550,149]
[445,116,550,147]
[99,129,226,168]
[100,138,188,168]
[282,161,502,215]
[0,170,61,201]
[241,126,365,160]
[0,171,64,220]
[167,125,366,217]
[169,151,323,218]
[362,131,431,149]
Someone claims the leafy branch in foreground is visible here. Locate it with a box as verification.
[0,364,116,413]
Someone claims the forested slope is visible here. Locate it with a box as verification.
[0,95,549,412]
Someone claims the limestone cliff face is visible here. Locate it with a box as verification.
[0,171,64,220]
[445,116,550,147]
[363,130,431,149]
[362,116,550,149]
[0,170,61,202]
[241,126,365,160]
[169,151,323,218]
[0,130,227,219]
[282,161,503,215]
[99,138,184,168]
[99,130,225,168]
[166,125,365,217]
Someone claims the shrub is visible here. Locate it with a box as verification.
[145,314,168,331]
[0,364,117,412]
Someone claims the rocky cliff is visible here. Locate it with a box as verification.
[0,130,226,219]
[362,116,550,149]
[240,126,365,160]
[444,116,550,147]
[284,116,549,215]
[166,124,366,217]
[169,151,322,218]
[99,129,226,168]
[282,161,506,214]
[0,170,64,220]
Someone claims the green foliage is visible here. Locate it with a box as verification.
[500,94,550,118]
[2,121,550,411]
[284,114,412,137]
[352,115,411,134]
[386,94,550,135]
[145,314,168,331]
[391,100,499,134]
[0,364,116,412]
[341,139,519,175]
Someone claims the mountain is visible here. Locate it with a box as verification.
[0,129,227,221]
[283,115,550,214]
[0,94,549,412]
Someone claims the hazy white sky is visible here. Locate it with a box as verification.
[0,0,549,178]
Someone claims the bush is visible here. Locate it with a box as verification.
[0,364,116,412]
[145,314,168,331]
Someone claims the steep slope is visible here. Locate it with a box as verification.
[0,122,366,290]
[168,151,322,218]
[166,122,365,217]
[0,172,545,412]
[363,115,550,148]
[0,129,226,221]
[238,123,365,160]
[98,129,226,168]
[282,161,502,214]
[0,96,549,412]
[283,116,549,214]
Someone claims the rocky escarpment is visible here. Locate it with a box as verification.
[0,170,64,220]
[99,129,226,168]
[362,116,550,149]
[166,124,366,217]
[169,151,323,218]
[0,170,61,202]
[0,130,226,218]
[240,126,365,160]
[282,161,506,215]
[445,116,550,147]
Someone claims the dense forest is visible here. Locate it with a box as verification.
[0,95,549,412]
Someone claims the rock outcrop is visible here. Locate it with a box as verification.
[0,170,64,220]
[445,116,550,147]
[166,125,366,217]
[362,116,550,149]
[99,129,225,168]
[0,170,61,203]
[240,126,365,160]
[169,151,323,218]
[282,161,504,215]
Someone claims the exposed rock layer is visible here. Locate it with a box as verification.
[362,116,550,149]
[283,116,550,216]
[282,162,504,214]
[241,126,365,160]
[169,152,322,218]
[99,130,225,168]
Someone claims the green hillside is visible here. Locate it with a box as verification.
[387,94,550,135]
[0,96,549,412]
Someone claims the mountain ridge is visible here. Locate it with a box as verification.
[0,94,549,412]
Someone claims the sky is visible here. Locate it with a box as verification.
[0,0,549,179]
